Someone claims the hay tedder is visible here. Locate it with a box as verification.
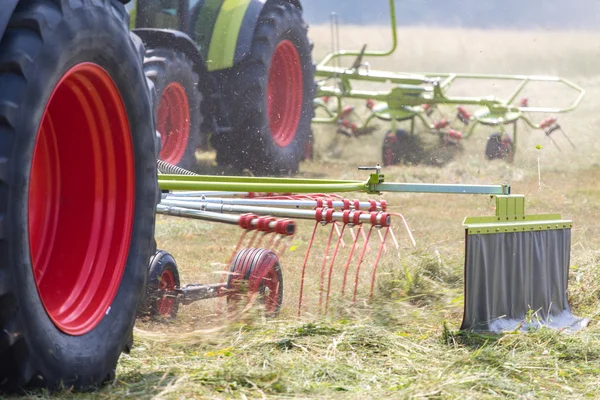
[312,0,585,165]
[0,0,588,394]
[145,161,588,335]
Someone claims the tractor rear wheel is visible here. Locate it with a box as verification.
[211,1,315,175]
[0,0,157,392]
[144,48,202,170]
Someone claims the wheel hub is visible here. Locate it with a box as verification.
[267,40,303,148]
[28,63,135,336]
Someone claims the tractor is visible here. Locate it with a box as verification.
[129,0,316,174]
[0,0,313,391]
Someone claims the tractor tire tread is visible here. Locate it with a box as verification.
[0,0,156,392]
[144,47,202,170]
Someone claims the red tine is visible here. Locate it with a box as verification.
[325,223,347,312]
[297,222,319,317]
[369,227,390,300]
[318,223,337,312]
[353,226,374,303]
[341,225,362,297]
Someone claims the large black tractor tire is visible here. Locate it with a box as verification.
[211,0,316,176]
[144,48,202,171]
[0,0,157,392]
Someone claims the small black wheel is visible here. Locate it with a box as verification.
[381,129,423,166]
[227,248,284,318]
[144,48,202,170]
[382,129,401,166]
[141,251,181,319]
[485,132,514,162]
[211,1,315,175]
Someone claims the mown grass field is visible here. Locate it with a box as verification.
[17,26,600,399]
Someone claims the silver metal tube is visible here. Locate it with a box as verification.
[178,283,228,304]
[157,205,296,235]
[159,200,391,226]
[158,204,241,224]
[162,195,386,211]
[165,191,252,198]
[374,182,510,195]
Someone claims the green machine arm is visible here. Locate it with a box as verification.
[317,0,399,68]
[313,0,585,157]
[157,166,510,196]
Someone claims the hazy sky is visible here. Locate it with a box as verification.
[301,0,600,30]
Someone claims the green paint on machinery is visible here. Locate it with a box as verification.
[313,0,585,163]
[130,0,278,71]
[158,167,511,196]
[205,0,251,71]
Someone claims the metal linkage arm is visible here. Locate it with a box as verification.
[318,0,398,67]
[157,169,510,197]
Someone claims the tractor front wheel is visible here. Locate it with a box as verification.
[0,0,157,392]
[144,48,202,170]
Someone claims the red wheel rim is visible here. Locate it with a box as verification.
[228,248,261,306]
[385,148,393,166]
[228,249,281,314]
[502,136,514,163]
[383,132,397,166]
[28,63,135,336]
[157,269,176,317]
[248,254,281,314]
[259,264,281,313]
[267,40,303,148]
[158,82,190,164]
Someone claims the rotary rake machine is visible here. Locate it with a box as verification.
[142,161,588,333]
[142,162,410,319]
[311,0,585,166]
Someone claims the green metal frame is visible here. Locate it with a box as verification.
[130,0,266,72]
[157,169,569,233]
[312,0,585,158]
[158,170,510,195]
[202,0,252,71]
[464,195,572,234]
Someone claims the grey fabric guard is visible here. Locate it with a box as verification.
[461,228,589,332]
